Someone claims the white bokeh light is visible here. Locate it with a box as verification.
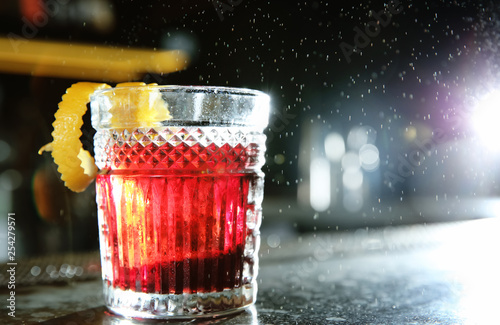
[471,90,500,152]
[343,168,363,190]
[359,144,380,171]
[347,126,376,150]
[310,157,331,212]
[341,151,360,171]
[325,132,345,162]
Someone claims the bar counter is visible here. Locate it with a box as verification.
[2,218,499,324]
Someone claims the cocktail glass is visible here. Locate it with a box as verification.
[90,85,269,319]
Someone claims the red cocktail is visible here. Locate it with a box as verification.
[92,86,269,319]
[96,136,261,294]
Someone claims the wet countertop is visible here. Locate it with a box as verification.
[2,218,499,324]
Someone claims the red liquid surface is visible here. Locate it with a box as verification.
[96,140,260,294]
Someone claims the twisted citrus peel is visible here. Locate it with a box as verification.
[39,81,170,192]
[109,82,172,127]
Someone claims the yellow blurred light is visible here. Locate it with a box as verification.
[404,126,417,141]
[0,38,189,82]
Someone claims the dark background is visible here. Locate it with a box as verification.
[1,0,499,259]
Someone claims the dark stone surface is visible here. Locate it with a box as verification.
[3,218,499,324]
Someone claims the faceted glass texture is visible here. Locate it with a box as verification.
[95,126,266,172]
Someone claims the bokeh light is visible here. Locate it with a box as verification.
[471,90,500,153]
[310,157,330,212]
[359,144,380,172]
[325,132,345,162]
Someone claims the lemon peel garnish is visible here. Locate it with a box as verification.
[38,143,53,155]
[77,148,99,177]
[110,82,172,127]
[40,82,111,192]
[40,81,172,192]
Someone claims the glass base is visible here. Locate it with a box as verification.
[103,282,256,319]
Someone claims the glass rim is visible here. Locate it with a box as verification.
[92,84,270,99]
[91,84,270,129]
